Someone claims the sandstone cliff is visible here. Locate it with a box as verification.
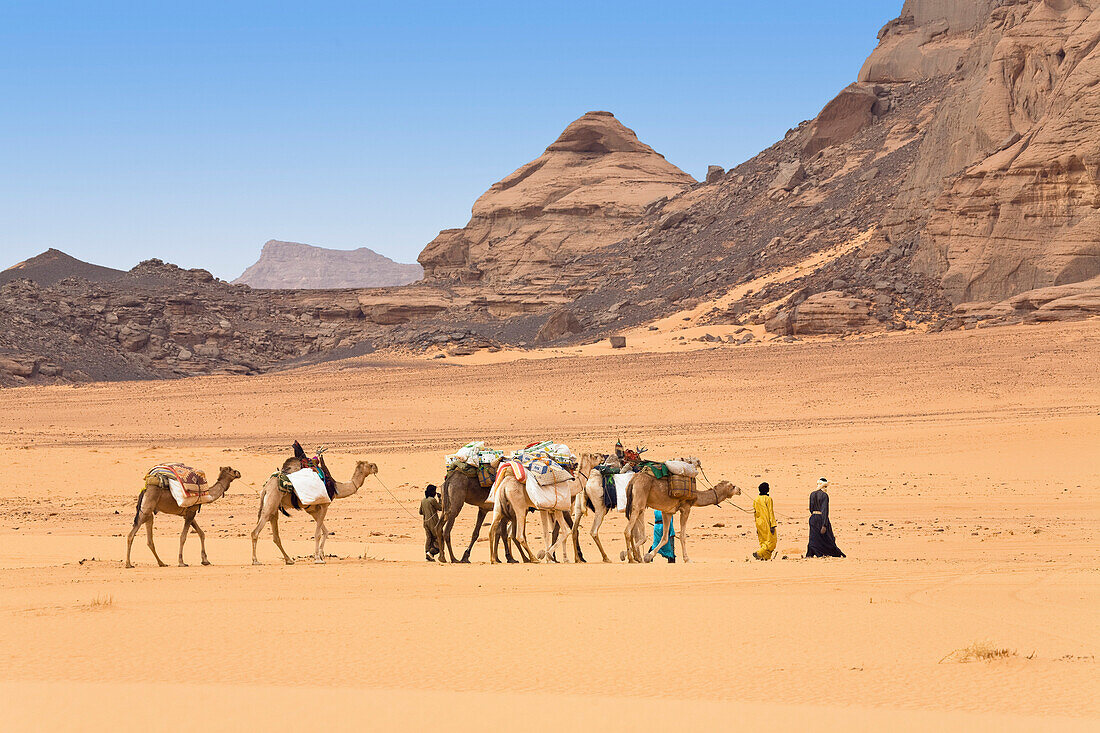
[234,240,422,289]
[867,0,1100,304]
[418,111,695,285]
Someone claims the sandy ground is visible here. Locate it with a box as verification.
[0,320,1098,731]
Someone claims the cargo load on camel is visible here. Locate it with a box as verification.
[490,441,577,512]
[444,441,504,488]
[145,464,212,508]
[637,457,703,501]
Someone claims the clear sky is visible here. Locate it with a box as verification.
[1,1,900,279]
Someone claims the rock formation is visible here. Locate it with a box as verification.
[0,249,125,287]
[234,240,422,289]
[869,0,1100,304]
[418,111,695,285]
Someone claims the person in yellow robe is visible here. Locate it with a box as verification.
[752,482,777,560]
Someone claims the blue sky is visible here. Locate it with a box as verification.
[0,1,900,279]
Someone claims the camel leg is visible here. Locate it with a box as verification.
[564,501,585,563]
[644,515,673,564]
[190,517,211,565]
[500,516,518,563]
[460,507,489,564]
[511,521,531,562]
[487,503,504,565]
[570,494,586,559]
[307,505,328,564]
[145,517,167,567]
[623,508,643,564]
[439,511,460,564]
[590,507,612,563]
[515,503,539,563]
[547,511,573,563]
[677,508,691,563]
[270,513,294,565]
[178,515,193,567]
[539,511,554,562]
[318,516,331,558]
[251,488,284,565]
[125,507,152,569]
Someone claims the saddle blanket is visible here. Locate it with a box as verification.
[288,468,332,506]
[148,464,211,508]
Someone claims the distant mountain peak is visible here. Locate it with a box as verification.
[233,240,422,289]
[1,249,126,287]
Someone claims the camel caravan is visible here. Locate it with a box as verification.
[125,439,739,567]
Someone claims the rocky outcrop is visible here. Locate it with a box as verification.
[802,84,880,158]
[418,111,694,285]
[950,275,1100,324]
[534,309,584,343]
[234,240,422,289]
[766,292,882,336]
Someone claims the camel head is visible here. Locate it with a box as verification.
[217,466,242,487]
[578,452,606,472]
[713,480,739,500]
[355,460,379,479]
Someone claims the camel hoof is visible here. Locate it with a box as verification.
[458,558,471,565]
[643,554,654,564]
[314,558,325,564]
[124,563,134,569]
[619,551,627,561]
[157,562,168,568]
[507,557,519,564]
[201,560,211,566]
[284,559,295,565]
[178,562,188,567]
[252,560,262,566]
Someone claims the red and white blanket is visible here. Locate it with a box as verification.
[147,464,212,508]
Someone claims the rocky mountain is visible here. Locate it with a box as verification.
[234,240,422,289]
[515,0,1100,337]
[0,249,126,287]
[418,111,695,285]
[6,0,1100,386]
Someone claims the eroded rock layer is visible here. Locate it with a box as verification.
[418,111,695,285]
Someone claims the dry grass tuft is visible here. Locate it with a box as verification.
[85,594,113,610]
[940,641,1016,664]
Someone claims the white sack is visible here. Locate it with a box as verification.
[288,469,332,506]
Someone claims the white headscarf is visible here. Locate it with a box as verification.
[817,477,829,491]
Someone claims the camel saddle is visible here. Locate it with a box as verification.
[147,463,210,507]
[668,474,697,502]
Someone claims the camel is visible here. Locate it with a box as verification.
[437,466,510,563]
[251,458,377,565]
[623,471,739,563]
[125,466,241,568]
[487,453,599,565]
[570,455,648,562]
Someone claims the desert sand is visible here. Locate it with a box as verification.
[0,320,1098,731]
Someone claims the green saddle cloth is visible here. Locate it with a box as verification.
[638,461,671,480]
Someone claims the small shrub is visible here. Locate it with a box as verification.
[940,641,1015,663]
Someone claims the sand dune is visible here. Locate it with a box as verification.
[0,320,1097,730]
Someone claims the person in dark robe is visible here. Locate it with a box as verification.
[806,478,845,558]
